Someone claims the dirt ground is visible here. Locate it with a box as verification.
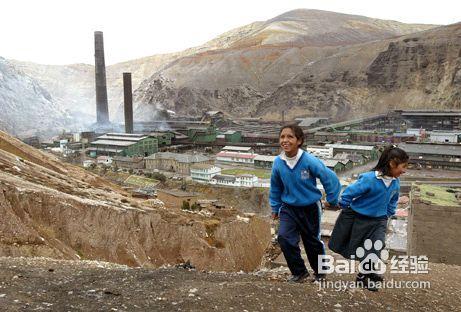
[0,257,460,312]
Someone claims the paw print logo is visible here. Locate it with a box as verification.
[355,239,389,274]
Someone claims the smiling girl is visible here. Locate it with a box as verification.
[270,124,341,283]
[328,145,409,291]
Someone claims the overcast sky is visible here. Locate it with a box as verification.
[1,0,460,65]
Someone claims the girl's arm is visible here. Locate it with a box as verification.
[269,163,283,214]
[339,174,370,208]
[387,188,400,217]
[310,157,341,206]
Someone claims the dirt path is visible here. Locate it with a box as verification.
[0,257,459,311]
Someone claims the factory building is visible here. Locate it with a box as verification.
[89,133,158,157]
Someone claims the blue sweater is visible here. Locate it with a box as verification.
[339,171,400,218]
[270,151,341,214]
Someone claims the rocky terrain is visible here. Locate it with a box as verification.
[5,9,441,131]
[0,130,270,271]
[0,58,69,137]
[134,9,439,120]
[11,53,184,122]
[256,22,461,120]
[0,256,459,311]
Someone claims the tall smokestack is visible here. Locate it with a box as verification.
[94,31,109,124]
[123,72,134,134]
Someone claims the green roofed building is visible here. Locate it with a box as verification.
[149,131,175,147]
[188,126,217,143]
[89,133,158,157]
[223,130,242,143]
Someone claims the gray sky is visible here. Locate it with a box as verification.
[1,0,460,65]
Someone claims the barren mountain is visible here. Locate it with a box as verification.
[0,57,69,137]
[0,130,270,271]
[8,9,437,126]
[133,9,437,119]
[255,23,461,120]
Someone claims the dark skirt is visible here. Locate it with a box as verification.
[328,207,388,260]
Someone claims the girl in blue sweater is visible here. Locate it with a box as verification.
[329,145,409,291]
[270,125,341,283]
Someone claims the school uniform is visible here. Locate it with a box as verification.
[270,149,341,276]
[328,171,400,261]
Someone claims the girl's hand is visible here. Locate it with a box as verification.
[271,212,279,220]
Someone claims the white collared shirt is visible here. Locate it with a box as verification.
[375,170,395,188]
[280,149,303,169]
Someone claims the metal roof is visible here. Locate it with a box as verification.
[325,144,376,151]
[87,147,123,153]
[322,159,344,168]
[212,174,236,182]
[399,143,461,157]
[254,155,276,162]
[222,146,252,152]
[106,133,146,137]
[97,134,148,142]
[217,152,257,159]
[91,140,137,147]
[401,112,461,116]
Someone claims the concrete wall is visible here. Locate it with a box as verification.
[408,200,461,265]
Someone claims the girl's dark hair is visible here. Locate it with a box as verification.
[279,124,305,147]
[373,145,409,176]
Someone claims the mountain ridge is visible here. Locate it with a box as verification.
[3,9,448,131]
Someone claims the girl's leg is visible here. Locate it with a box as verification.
[355,218,388,291]
[278,205,308,276]
[299,202,325,275]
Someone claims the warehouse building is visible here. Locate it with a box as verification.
[325,143,378,160]
[145,152,211,175]
[254,155,276,169]
[429,131,461,144]
[398,142,461,170]
[89,133,158,157]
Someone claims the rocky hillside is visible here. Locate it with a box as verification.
[0,130,270,271]
[207,9,434,49]
[0,57,69,137]
[11,53,183,121]
[9,9,437,125]
[255,23,461,120]
[133,9,438,119]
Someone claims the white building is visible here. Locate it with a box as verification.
[190,164,222,182]
[59,139,68,153]
[407,128,426,137]
[305,145,333,158]
[216,151,257,164]
[97,156,113,166]
[238,174,259,187]
[222,146,253,153]
[325,143,378,160]
[210,174,258,187]
[429,131,461,143]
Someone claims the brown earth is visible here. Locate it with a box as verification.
[255,23,461,120]
[0,130,270,271]
[0,257,459,311]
